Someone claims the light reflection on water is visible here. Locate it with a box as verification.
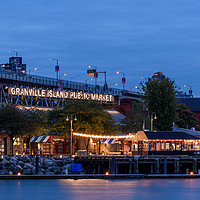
[0,179,200,200]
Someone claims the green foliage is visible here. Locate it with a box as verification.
[175,103,199,129]
[0,104,28,138]
[46,100,115,137]
[140,78,178,131]
[121,101,149,133]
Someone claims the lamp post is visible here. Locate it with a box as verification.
[150,112,157,131]
[184,84,192,95]
[116,71,126,91]
[29,67,37,76]
[59,73,67,81]
[85,78,93,84]
[50,58,59,81]
[66,114,77,155]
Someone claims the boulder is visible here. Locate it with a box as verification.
[21,155,31,163]
[10,157,18,165]
[3,155,10,160]
[18,161,24,167]
[45,171,55,176]
[23,169,32,175]
[23,163,34,170]
[14,165,23,174]
[43,159,54,168]
[2,159,10,166]
[48,166,61,174]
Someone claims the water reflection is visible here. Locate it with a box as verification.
[0,179,200,200]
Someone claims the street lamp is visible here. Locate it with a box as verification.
[116,71,126,91]
[50,58,59,81]
[184,85,192,95]
[109,83,117,89]
[85,78,93,84]
[59,73,67,80]
[29,67,37,76]
[66,114,77,155]
[150,112,157,131]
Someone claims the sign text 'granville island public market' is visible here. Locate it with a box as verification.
[8,87,114,102]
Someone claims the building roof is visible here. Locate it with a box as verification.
[143,131,199,140]
[173,127,200,137]
[106,109,125,125]
[179,98,200,111]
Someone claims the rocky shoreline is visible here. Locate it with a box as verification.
[0,155,73,175]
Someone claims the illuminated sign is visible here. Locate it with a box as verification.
[87,69,96,75]
[8,87,114,102]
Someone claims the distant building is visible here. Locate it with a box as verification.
[151,72,166,81]
[0,57,26,73]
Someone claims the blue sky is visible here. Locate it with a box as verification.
[1,0,200,95]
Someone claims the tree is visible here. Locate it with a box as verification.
[120,101,150,133]
[140,77,178,131]
[46,100,115,136]
[0,104,28,154]
[175,103,199,129]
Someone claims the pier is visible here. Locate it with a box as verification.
[76,156,200,175]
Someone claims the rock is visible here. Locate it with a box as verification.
[48,166,61,174]
[45,171,55,176]
[3,155,10,160]
[7,164,15,171]
[0,169,8,175]
[23,163,34,170]
[44,159,54,168]
[22,155,31,163]
[56,160,64,167]
[23,169,32,175]
[14,165,23,174]
[3,159,10,166]
[10,157,18,165]
[18,161,24,167]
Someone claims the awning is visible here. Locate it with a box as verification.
[30,136,51,143]
[101,138,116,144]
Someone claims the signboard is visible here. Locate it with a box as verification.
[71,164,82,172]
[87,69,96,75]
[8,87,114,103]
[55,65,59,72]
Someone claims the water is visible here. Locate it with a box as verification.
[0,179,200,200]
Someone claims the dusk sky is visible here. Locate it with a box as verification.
[1,1,200,95]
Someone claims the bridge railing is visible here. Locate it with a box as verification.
[0,69,138,96]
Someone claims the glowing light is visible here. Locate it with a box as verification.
[106,172,109,175]
[116,71,120,74]
[190,172,194,175]
[73,132,135,139]
[60,155,63,158]
[17,172,21,176]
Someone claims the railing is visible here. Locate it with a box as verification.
[0,69,138,96]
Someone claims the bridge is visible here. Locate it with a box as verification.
[0,69,141,108]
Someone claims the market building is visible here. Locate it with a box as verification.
[132,131,200,156]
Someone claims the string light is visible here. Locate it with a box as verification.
[73,132,135,139]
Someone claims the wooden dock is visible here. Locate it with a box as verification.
[75,156,200,174]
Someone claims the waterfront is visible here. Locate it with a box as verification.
[0,179,200,200]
